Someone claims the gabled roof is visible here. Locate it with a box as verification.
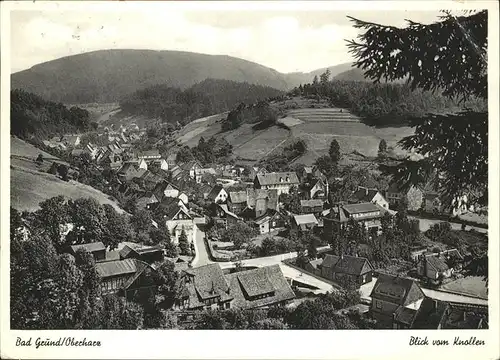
[343,202,381,214]
[300,199,324,208]
[424,256,449,272]
[152,197,187,220]
[207,184,225,201]
[138,150,160,157]
[394,306,419,326]
[331,255,373,276]
[351,187,383,203]
[95,258,141,278]
[225,265,295,309]
[70,242,106,253]
[301,178,325,193]
[293,214,318,226]
[370,273,425,306]
[322,254,341,268]
[255,172,299,186]
[247,189,278,210]
[184,263,231,300]
[180,160,201,171]
[217,204,240,220]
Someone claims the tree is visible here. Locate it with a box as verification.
[131,209,153,234]
[36,153,44,163]
[102,204,134,250]
[57,164,69,181]
[347,11,487,207]
[378,139,387,158]
[178,228,190,255]
[66,198,106,245]
[221,222,257,249]
[328,139,341,163]
[314,154,336,178]
[149,224,178,258]
[34,195,70,251]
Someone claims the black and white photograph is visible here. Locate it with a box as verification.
[1,1,498,359]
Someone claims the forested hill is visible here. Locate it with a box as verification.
[11,49,293,103]
[293,79,487,126]
[118,79,284,125]
[11,89,93,140]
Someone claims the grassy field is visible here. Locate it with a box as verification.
[284,107,413,161]
[10,136,124,213]
[11,167,125,213]
[171,96,414,166]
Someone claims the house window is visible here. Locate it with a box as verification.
[376,301,382,309]
[272,221,276,227]
[279,177,283,182]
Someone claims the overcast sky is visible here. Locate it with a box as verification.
[11,9,444,74]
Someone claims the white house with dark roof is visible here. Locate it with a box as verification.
[253,172,300,195]
[323,202,388,237]
[206,184,228,203]
[350,186,389,209]
[138,149,161,160]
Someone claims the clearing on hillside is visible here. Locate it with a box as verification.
[280,107,413,161]
[10,136,125,213]
[11,167,125,213]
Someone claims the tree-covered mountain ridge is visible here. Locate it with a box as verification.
[11,49,358,103]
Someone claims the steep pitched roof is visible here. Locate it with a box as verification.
[322,254,341,268]
[70,242,106,253]
[225,265,295,309]
[424,256,449,272]
[152,197,187,220]
[255,172,299,186]
[333,255,373,276]
[351,187,382,203]
[217,204,240,220]
[293,214,318,226]
[394,306,419,326]
[207,184,225,201]
[95,258,141,278]
[184,264,231,301]
[370,273,425,306]
[247,189,278,210]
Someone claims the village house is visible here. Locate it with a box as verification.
[300,199,324,217]
[423,192,442,213]
[61,134,81,148]
[298,166,327,183]
[253,172,300,195]
[180,160,203,183]
[153,181,187,204]
[95,258,158,297]
[350,186,389,209]
[369,273,426,328]
[174,263,295,311]
[385,184,424,211]
[291,214,319,232]
[206,184,229,204]
[225,265,296,309]
[411,298,488,329]
[146,158,169,171]
[212,203,241,229]
[117,162,148,181]
[253,210,287,235]
[138,149,161,160]
[239,189,280,221]
[416,249,463,283]
[323,202,387,238]
[119,243,164,264]
[152,197,199,245]
[140,170,167,191]
[68,242,106,262]
[318,254,373,287]
[136,192,160,211]
[174,263,233,310]
[166,153,178,167]
[227,191,248,215]
[299,178,328,200]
